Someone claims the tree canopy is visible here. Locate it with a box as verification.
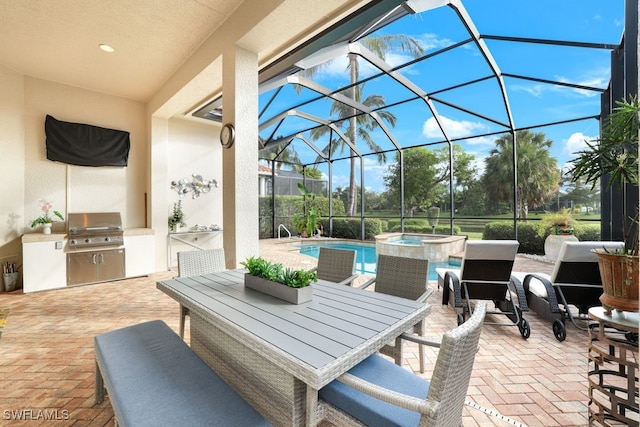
[482,130,560,219]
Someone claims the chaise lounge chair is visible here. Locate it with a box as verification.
[511,240,623,341]
[437,240,530,338]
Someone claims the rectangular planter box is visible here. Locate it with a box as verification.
[244,273,313,304]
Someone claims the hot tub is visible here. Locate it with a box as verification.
[375,233,466,262]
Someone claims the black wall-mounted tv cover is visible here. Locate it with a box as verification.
[45,115,130,167]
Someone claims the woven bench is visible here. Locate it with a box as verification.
[94,320,271,427]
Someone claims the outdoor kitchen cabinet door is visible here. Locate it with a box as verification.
[67,249,125,286]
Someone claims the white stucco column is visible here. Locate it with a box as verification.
[149,116,170,271]
[222,45,259,268]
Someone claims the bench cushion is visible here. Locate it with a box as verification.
[95,320,271,427]
[319,354,429,427]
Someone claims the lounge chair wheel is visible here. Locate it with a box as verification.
[553,319,566,342]
[519,318,531,339]
[457,313,465,326]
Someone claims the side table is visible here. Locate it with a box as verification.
[588,306,639,426]
[166,229,222,270]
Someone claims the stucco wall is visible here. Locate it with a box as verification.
[167,118,223,229]
[23,77,147,229]
[0,64,26,269]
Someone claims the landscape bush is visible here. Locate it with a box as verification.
[318,218,384,240]
[484,220,602,255]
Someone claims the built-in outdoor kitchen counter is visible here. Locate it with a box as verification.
[21,228,155,293]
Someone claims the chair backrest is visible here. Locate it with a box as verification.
[460,240,519,283]
[552,241,624,285]
[316,247,356,284]
[373,254,429,300]
[424,301,486,426]
[177,249,226,277]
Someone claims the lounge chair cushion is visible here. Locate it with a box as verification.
[512,272,550,298]
[319,354,429,427]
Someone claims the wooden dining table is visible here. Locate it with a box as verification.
[157,269,431,426]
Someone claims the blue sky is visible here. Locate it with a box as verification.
[259,0,625,194]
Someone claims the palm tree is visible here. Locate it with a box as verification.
[303,35,424,216]
[483,130,560,219]
[310,84,394,215]
[262,140,300,172]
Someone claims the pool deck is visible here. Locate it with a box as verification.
[0,237,596,426]
[262,237,591,427]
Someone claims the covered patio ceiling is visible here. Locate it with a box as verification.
[195,0,625,171]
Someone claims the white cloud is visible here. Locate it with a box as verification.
[465,135,495,147]
[419,33,455,51]
[422,115,488,139]
[564,131,597,156]
[510,68,610,99]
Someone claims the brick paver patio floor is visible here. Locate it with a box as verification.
[0,238,594,426]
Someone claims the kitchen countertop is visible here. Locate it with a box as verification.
[22,228,155,243]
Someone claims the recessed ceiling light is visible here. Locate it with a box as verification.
[99,44,115,53]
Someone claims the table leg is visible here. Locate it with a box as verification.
[306,383,318,426]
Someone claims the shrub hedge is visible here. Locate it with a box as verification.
[317,218,384,240]
[259,195,345,238]
[483,220,602,255]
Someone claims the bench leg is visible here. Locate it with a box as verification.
[95,360,105,404]
[179,305,189,339]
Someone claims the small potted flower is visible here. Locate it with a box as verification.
[30,199,64,234]
[168,200,186,232]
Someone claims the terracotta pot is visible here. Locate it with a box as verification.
[595,250,639,313]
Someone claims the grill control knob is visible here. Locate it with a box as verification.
[70,239,77,245]
[85,238,91,244]
[105,237,111,242]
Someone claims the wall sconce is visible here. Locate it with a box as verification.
[171,174,218,199]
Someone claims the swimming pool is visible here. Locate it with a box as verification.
[297,241,460,280]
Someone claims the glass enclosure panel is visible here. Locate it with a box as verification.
[255,0,624,241]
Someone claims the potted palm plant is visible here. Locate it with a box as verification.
[568,95,639,313]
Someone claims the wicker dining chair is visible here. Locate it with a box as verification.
[312,247,358,286]
[177,248,226,338]
[359,254,433,373]
[318,302,486,427]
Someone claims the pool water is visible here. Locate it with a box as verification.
[388,236,423,245]
[298,241,460,280]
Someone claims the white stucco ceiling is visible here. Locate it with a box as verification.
[0,0,366,112]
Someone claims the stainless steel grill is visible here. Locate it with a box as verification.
[68,212,124,250]
[67,212,125,286]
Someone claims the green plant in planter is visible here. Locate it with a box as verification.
[241,256,317,288]
[293,183,318,237]
[542,208,575,235]
[569,95,639,255]
[30,199,64,228]
[168,200,186,231]
[568,95,638,313]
